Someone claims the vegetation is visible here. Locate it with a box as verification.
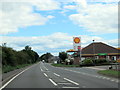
[59,52,68,63]
[1,45,39,73]
[80,58,94,66]
[51,64,79,67]
[80,58,111,66]
[98,70,120,78]
[39,52,53,63]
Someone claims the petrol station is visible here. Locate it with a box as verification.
[66,37,81,65]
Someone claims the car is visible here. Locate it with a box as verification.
[42,60,45,63]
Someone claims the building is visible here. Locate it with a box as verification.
[81,42,120,61]
[48,56,61,63]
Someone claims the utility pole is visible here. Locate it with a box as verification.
[92,40,96,66]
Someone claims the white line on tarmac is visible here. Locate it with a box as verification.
[102,77,107,79]
[111,79,115,82]
[106,78,110,80]
[64,78,79,85]
[43,73,48,77]
[84,67,106,70]
[58,83,71,85]
[115,80,119,83]
[54,73,60,77]
[49,79,57,86]
[0,66,32,89]
[40,67,43,71]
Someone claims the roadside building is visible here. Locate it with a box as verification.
[81,42,120,61]
[48,56,61,63]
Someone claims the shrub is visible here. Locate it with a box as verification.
[93,59,108,65]
[80,58,94,66]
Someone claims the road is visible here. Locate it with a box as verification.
[1,62,119,89]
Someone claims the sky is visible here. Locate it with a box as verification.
[0,0,119,56]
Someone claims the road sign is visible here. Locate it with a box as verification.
[73,37,81,51]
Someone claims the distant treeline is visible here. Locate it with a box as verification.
[1,45,39,73]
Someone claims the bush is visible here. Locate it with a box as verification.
[80,58,110,66]
[80,58,94,66]
[93,59,107,64]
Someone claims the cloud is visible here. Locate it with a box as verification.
[31,0,60,11]
[0,0,60,35]
[86,0,119,3]
[64,5,76,10]
[69,4,118,34]
[1,32,118,55]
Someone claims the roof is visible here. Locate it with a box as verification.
[82,42,120,54]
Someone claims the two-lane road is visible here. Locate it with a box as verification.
[1,62,119,89]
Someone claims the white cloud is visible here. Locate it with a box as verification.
[64,5,76,10]
[86,0,119,3]
[31,0,60,11]
[0,0,60,35]
[69,4,118,34]
[1,32,118,55]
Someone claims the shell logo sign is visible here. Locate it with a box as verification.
[74,37,80,44]
[73,37,81,51]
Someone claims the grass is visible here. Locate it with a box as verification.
[2,64,33,73]
[51,64,79,67]
[98,70,120,78]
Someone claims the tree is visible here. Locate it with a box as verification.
[59,52,68,63]
[39,53,53,63]
[24,45,31,51]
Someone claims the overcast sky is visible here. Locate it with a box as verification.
[0,0,119,56]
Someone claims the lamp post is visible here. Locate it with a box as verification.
[92,40,96,65]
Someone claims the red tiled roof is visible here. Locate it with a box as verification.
[82,42,119,54]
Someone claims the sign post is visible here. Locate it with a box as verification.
[73,37,81,65]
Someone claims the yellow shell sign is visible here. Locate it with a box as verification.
[74,37,80,44]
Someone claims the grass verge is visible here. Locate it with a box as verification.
[2,64,33,73]
[98,70,120,78]
[51,64,79,67]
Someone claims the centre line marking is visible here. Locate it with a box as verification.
[43,73,48,77]
[49,79,57,86]
[58,83,71,85]
[64,78,79,85]
[54,73,60,77]
[40,67,43,71]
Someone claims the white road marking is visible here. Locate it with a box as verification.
[111,79,115,82]
[64,78,79,85]
[85,67,106,70]
[58,83,71,85]
[106,78,110,80]
[40,67,43,71]
[98,76,103,78]
[46,69,48,71]
[54,73,60,77]
[49,79,57,86]
[0,66,31,89]
[102,77,107,79]
[43,73,48,77]
[95,76,99,77]
[115,80,119,83]
[62,87,79,88]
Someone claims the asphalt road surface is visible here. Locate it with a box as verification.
[1,62,119,89]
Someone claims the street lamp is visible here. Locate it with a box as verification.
[92,40,96,65]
